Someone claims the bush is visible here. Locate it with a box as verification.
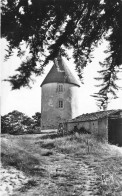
[69,126,91,135]
[1,111,41,135]
[78,127,91,134]
[93,132,107,142]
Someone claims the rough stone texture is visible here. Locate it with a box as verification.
[0,166,29,196]
[66,110,122,144]
[98,117,108,140]
[41,83,80,130]
[67,117,109,142]
[67,120,99,134]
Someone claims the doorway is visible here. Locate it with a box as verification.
[108,118,122,146]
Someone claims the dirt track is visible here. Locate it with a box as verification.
[1,133,122,196]
[12,151,100,196]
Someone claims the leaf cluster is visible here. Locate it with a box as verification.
[1,110,41,134]
[1,0,122,106]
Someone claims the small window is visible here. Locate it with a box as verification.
[58,84,63,92]
[58,100,64,108]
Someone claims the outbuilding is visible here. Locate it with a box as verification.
[66,110,122,146]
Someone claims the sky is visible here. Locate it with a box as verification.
[1,38,122,117]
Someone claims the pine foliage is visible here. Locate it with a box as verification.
[1,0,122,106]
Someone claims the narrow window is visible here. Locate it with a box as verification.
[59,100,64,108]
[58,84,63,92]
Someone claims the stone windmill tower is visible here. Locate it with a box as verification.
[40,56,80,130]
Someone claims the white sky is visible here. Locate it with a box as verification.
[1,38,122,117]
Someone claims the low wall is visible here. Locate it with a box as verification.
[66,120,98,135]
[67,118,108,141]
[98,117,108,141]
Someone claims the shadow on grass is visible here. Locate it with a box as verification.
[1,151,47,176]
[41,133,62,140]
[41,142,55,149]
[18,179,38,193]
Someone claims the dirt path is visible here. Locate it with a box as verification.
[13,152,100,196]
[2,133,122,195]
[45,153,99,196]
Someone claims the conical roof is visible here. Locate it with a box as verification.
[41,56,80,87]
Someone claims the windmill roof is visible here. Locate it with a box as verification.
[68,109,122,123]
[41,57,80,87]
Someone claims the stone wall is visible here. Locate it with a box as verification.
[98,117,108,141]
[67,118,108,141]
[66,120,98,135]
[41,83,80,129]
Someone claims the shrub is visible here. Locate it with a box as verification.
[93,132,107,142]
[78,127,90,134]
[68,126,91,135]
[1,111,41,135]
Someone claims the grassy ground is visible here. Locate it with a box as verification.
[1,133,122,196]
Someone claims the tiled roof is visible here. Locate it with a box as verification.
[68,110,121,122]
[41,56,80,87]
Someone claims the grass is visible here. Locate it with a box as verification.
[1,136,49,176]
[1,132,122,196]
[55,134,122,196]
